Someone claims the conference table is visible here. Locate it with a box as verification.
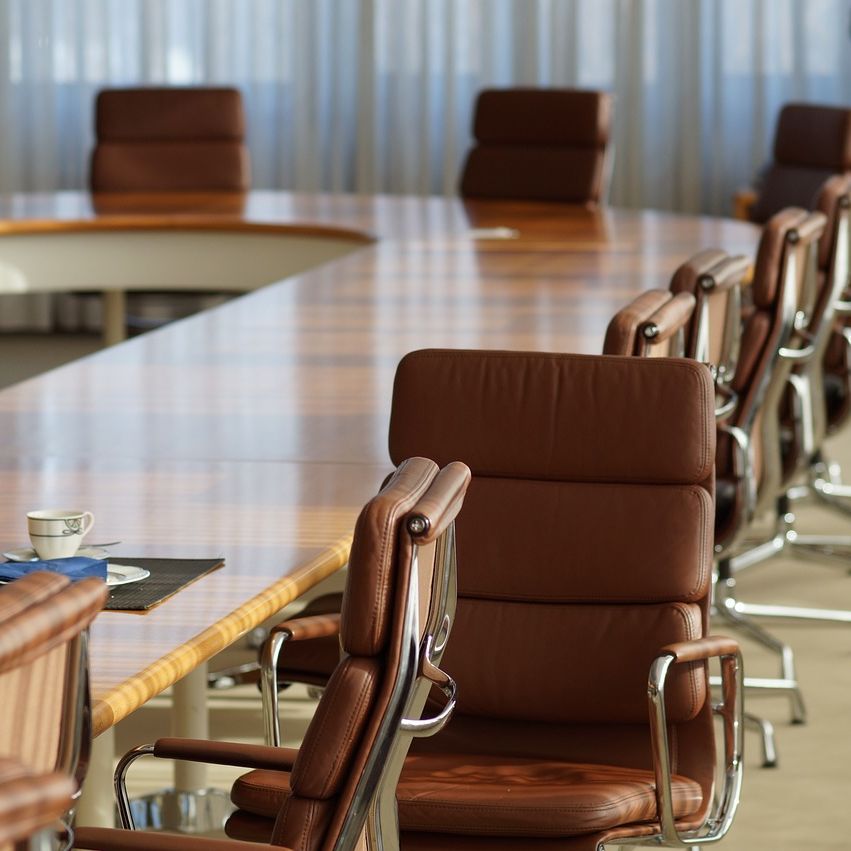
[0,190,758,824]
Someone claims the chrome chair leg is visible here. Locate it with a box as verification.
[743,711,778,768]
[713,573,806,724]
[727,495,851,622]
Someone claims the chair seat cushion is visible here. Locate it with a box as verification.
[230,769,291,818]
[395,753,703,838]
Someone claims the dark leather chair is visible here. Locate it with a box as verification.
[88,87,252,336]
[77,458,470,851]
[735,103,851,223]
[91,87,250,192]
[229,351,743,850]
[0,572,107,846]
[459,88,613,205]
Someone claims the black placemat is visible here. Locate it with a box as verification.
[106,557,224,611]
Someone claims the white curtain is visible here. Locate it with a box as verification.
[1,0,850,327]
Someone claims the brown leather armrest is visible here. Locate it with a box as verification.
[660,635,740,663]
[152,738,298,771]
[732,188,757,221]
[75,826,291,851]
[645,292,696,344]
[269,613,341,641]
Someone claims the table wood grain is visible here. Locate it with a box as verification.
[0,191,759,734]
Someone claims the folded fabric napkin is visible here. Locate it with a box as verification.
[0,556,108,583]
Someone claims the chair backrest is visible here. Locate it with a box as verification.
[0,573,106,797]
[389,350,717,814]
[750,103,851,223]
[603,290,695,357]
[459,88,612,205]
[91,87,250,192]
[272,457,470,851]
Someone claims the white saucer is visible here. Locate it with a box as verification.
[107,564,151,587]
[1,546,110,563]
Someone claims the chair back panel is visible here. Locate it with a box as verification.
[0,575,106,781]
[0,648,66,772]
[454,477,710,604]
[772,104,851,171]
[459,88,612,204]
[390,351,714,729]
[447,598,702,724]
[91,87,250,192]
[750,103,851,223]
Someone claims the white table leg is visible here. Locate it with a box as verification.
[172,662,209,792]
[102,290,126,346]
[76,725,116,828]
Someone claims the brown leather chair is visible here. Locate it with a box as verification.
[228,351,743,850]
[88,87,252,335]
[459,89,613,205]
[735,103,851,223]
[76,458,470,851]
[91,88,250,192]
[0,572,107,844]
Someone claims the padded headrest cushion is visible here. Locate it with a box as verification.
[773,104,851,170]
[96,88,245,141]
[390,350,715,485]
[472,88,611,147]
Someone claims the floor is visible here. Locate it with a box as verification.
[3,332,850,848]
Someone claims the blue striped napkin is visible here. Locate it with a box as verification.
[0,557,108,583]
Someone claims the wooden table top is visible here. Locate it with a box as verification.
[0,191,759,734]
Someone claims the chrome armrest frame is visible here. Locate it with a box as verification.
[259,600,345,748]
[645,646,744,847]
[714,386,738,421]
[114,744,156,830]
[260,630,289,748]
[399,633,456,737]
[718,423,756,519]
[778,342,816,361]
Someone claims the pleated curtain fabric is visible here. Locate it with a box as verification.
[0,0,849,329]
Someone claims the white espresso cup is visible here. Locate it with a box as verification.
[27,509,95,560]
